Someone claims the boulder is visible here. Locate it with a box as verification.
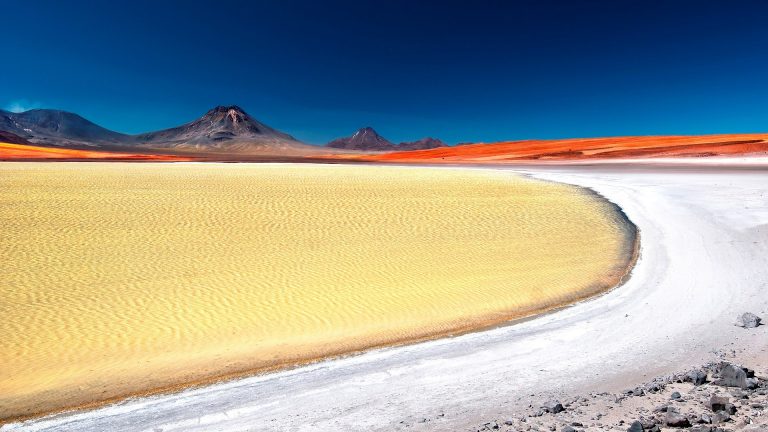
[627,420,644,432]
[542,400,564,414]
[714,363,750,388]
[713,411,730,423]
[746,377,759,389]
[686,370,708,386]
[736,312,762,328]
[707,395,730,413]
[665,411,691,428]
[640,418,658,430]
[645,381,666,393]
[671,391,682,400]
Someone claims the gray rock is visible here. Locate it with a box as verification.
[627,420,644,432]
[746,377,759,389]
[671,391,682,400]
[736,312,762,328]
[713,411,730,423]
[731,389,749,399]
[708,395,730,412]
[561,426,577,432]
[698,413,713,424]
[665,411,692,427]
[542,400,564,414]
[687,370,708,386]
[645,382,666,393]
[714,363,749,389]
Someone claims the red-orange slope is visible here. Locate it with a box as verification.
[335,133,768,163]
[0,142,194,161]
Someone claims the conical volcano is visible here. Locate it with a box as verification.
[327,127,395,151]
[134,105,314,154]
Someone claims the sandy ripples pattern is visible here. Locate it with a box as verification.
[0,162,636,421]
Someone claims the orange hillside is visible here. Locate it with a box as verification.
[344,134,768,163]
[0,142,193,161]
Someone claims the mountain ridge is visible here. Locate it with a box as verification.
[1,106,448,156]
[1,109,132,147]
[326,127,447,151]
[0,106,325,155]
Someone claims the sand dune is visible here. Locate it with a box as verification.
[0,163,634,423]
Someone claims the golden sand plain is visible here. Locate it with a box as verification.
[0,162,636,421]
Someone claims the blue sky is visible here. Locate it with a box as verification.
[4,0,768,145]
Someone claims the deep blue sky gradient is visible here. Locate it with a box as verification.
[4,0,768,144]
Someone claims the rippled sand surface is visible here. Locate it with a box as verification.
[0,162,636,421]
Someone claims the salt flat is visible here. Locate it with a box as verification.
[6,161,766,432]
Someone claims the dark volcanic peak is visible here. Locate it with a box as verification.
[199,105,260,131]
[327,127,396,151]
[327,127,447,152]
[397,137,447,151]
[133,105,307,152]
[136,105,295,142]
[0,108,132,146]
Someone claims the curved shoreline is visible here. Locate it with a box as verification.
[7,163,768,432]
[11,161,764,432]
[0,163,639,427]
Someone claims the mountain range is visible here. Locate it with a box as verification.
[0,106,446,156]
[0,108,132,147]
[327,127,447,151]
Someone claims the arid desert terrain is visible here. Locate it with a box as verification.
[2,160,765,432]
[0,162,636,423]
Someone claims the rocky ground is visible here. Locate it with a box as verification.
[471,315,766,432]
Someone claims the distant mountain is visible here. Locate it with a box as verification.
[327,127,446,151]
[327,127,395,151]
[0,109,132,147]
[133,105,318,154]
[0,105,331,156]
[397,137,447,150]
[0,130,33,145]
[0,106,445,156]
